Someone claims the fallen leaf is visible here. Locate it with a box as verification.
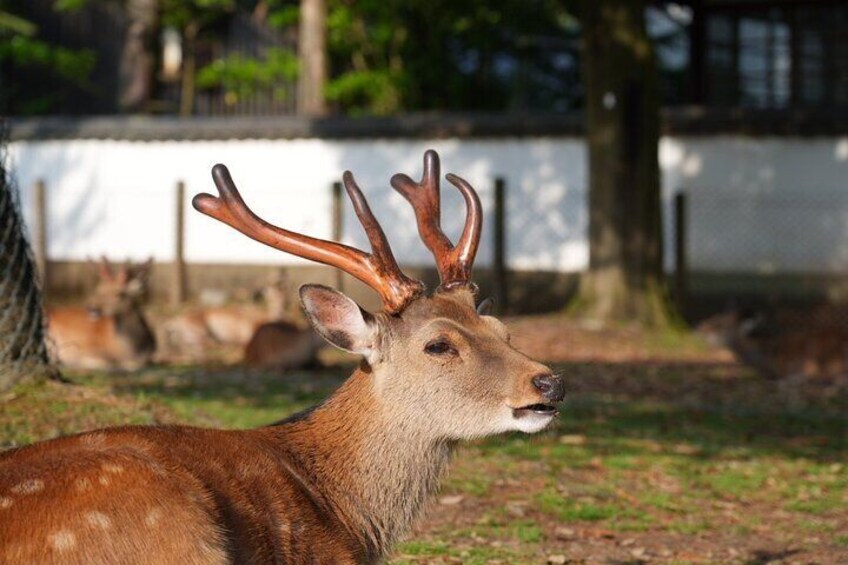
[438,495,464,506]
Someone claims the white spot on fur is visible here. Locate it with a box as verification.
[76,478,92,492]
[102,463,124,474]
[86,511,111,529]
[48,530,76,551]
[98,475,111,486]
[0,497,12,509]
[145,508,162,527]
[10,479,44,495]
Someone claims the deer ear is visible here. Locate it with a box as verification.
[299,284,379,360]
[477,297,494,316]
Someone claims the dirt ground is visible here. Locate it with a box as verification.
[395,316,848,564]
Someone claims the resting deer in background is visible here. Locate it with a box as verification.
[162,273,289,357]
[243,318,324,370]
[47,258,156,371]
[698,307,848,380]
[0,151,564,563]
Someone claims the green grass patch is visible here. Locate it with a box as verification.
[3,339,848,564]
[0,379,165,448]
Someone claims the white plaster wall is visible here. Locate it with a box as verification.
[8,136,848,273]
[660,137,848,272]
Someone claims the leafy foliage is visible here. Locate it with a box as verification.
[2,0,689,116]
[315,0,582,115]
[0,2,97,114]
[196,46,298,103]
[160,0,236,31]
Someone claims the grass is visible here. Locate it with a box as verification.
[2,334,847,563]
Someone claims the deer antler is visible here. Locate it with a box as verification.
[193,164,424,313]
[390,150,482,291]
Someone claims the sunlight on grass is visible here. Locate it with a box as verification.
[2,338,847,564]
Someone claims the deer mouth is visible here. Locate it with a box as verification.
[512,403,558,418]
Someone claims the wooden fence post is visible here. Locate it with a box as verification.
[493,177,508,314]
[173,180,187,305]
[674,191,688,315]
[331,181,344,291]
[33,179,48,290]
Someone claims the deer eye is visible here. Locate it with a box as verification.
[424,339,457,357]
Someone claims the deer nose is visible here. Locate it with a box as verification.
[532,374,565,402]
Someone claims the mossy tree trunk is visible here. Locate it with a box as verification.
[575,0,673,326]
[296,0,327,116]
[0,144,57,390]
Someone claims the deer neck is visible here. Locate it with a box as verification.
[268,367,455,558]
[113,304,156,354]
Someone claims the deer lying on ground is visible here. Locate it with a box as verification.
[243,318,324,370]
[698,306,848,379]
[242,272,326,370]
[0,151,564,564]
[47,258,156,371]
[162,274,289,357]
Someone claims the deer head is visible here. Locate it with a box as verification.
[86,257,150,318]
[193,150,564,438]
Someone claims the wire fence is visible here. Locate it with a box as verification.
[0,128,56,389]
[683,190,848,380]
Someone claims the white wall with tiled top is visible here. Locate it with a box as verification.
[8,135,848,273]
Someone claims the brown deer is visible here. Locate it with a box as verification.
[0,151,564,564]
[47,258,156,371]
[698,306,848,380]
[243,319,324,370]
[162,273,289,357]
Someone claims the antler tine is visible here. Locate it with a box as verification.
[98,256,114,281]
[193,164,423,313]
[390,150,483,290]
[340,171,424,301]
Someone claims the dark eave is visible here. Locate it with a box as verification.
[7,108,848,142]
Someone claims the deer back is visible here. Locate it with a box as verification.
[243,320,322,369]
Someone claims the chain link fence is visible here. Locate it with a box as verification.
[0,127,57,390]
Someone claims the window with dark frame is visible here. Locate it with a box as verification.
[703,3,848,110]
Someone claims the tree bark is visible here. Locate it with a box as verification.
[179,21,198,117]
[0,143,57,390]
[119,0,159,112]
[296,0,327,116]
[576,0,672,326]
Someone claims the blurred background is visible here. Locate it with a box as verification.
[1,1,847,562]
[3,1,848,322]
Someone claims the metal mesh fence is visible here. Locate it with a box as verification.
[684,190,848,380]
[0,128,56,389]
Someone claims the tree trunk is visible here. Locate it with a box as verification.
[296,0,327,116]
[179,21,198,117]
[575,0,672,326]
[0,142,57,390]
[119,0,159,112]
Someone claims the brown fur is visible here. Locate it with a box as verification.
[243,320,323,369]
[163,279,289,354]
[48,259,156,371]
[1,289,557,563]
[697,307,848,379]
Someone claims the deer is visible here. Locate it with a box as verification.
[0,150,564,564]
[243,318,324,370]
[47,257,157,371]
[161,273,290,358]
[698,306,848,380]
